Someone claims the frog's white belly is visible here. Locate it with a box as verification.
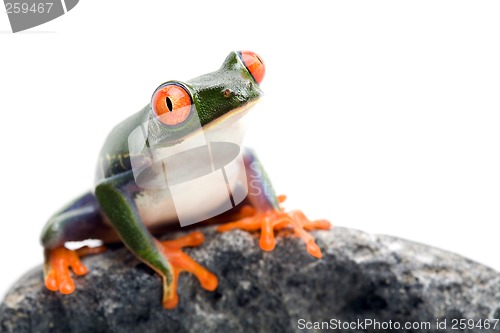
[134,188,178,227]
[131,113,249,228]
[135,162,247,228]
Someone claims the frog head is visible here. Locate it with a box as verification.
[145,50,265,147]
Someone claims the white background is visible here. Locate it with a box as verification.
[1,1,499,299]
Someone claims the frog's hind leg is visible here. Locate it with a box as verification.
[42,191,109,294]
[217,148,331,258]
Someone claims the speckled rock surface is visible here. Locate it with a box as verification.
[1,226,500,333]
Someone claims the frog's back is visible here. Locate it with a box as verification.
[94,107,147,184]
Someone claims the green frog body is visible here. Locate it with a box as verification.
[41,51,330,309]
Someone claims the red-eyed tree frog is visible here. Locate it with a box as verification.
[40,51,331,309]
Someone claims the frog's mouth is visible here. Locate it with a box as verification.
[206,98,259,130]
[179,97,260,146]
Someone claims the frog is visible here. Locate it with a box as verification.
[41,50,331,309]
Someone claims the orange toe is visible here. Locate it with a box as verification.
[277,195,287,204]
[288,210,330,258]
[44,245,105,294]
[159,232,218,309]
[163,292,179,310]
[162,231,205,249]
[259,215,277,251]
[44,270,58,291]
[59,279,76,295]
[305,240,323,259]
[217,198,331,258]
[44,246,97,294]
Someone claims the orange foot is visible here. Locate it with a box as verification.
[158,231,218,309]
[44,246,106,294]
[217,196,331,258]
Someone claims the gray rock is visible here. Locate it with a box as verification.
[1,226,500,333]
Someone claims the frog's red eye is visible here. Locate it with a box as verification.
[152,83,193,126]
[238,50,265,84]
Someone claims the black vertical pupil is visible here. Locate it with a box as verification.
[166,97,173,112]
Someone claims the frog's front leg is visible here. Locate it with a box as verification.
[94,171,217,309]
[217,149,331,258]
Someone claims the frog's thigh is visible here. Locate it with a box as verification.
[41,191,114,249]
[94,172,174,289]
[242,148,280,211]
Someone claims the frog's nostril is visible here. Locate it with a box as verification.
[238,50,265,84]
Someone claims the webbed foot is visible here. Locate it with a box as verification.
[158,231,218,309]
[44,246,105,294]
[217,196,331,258]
